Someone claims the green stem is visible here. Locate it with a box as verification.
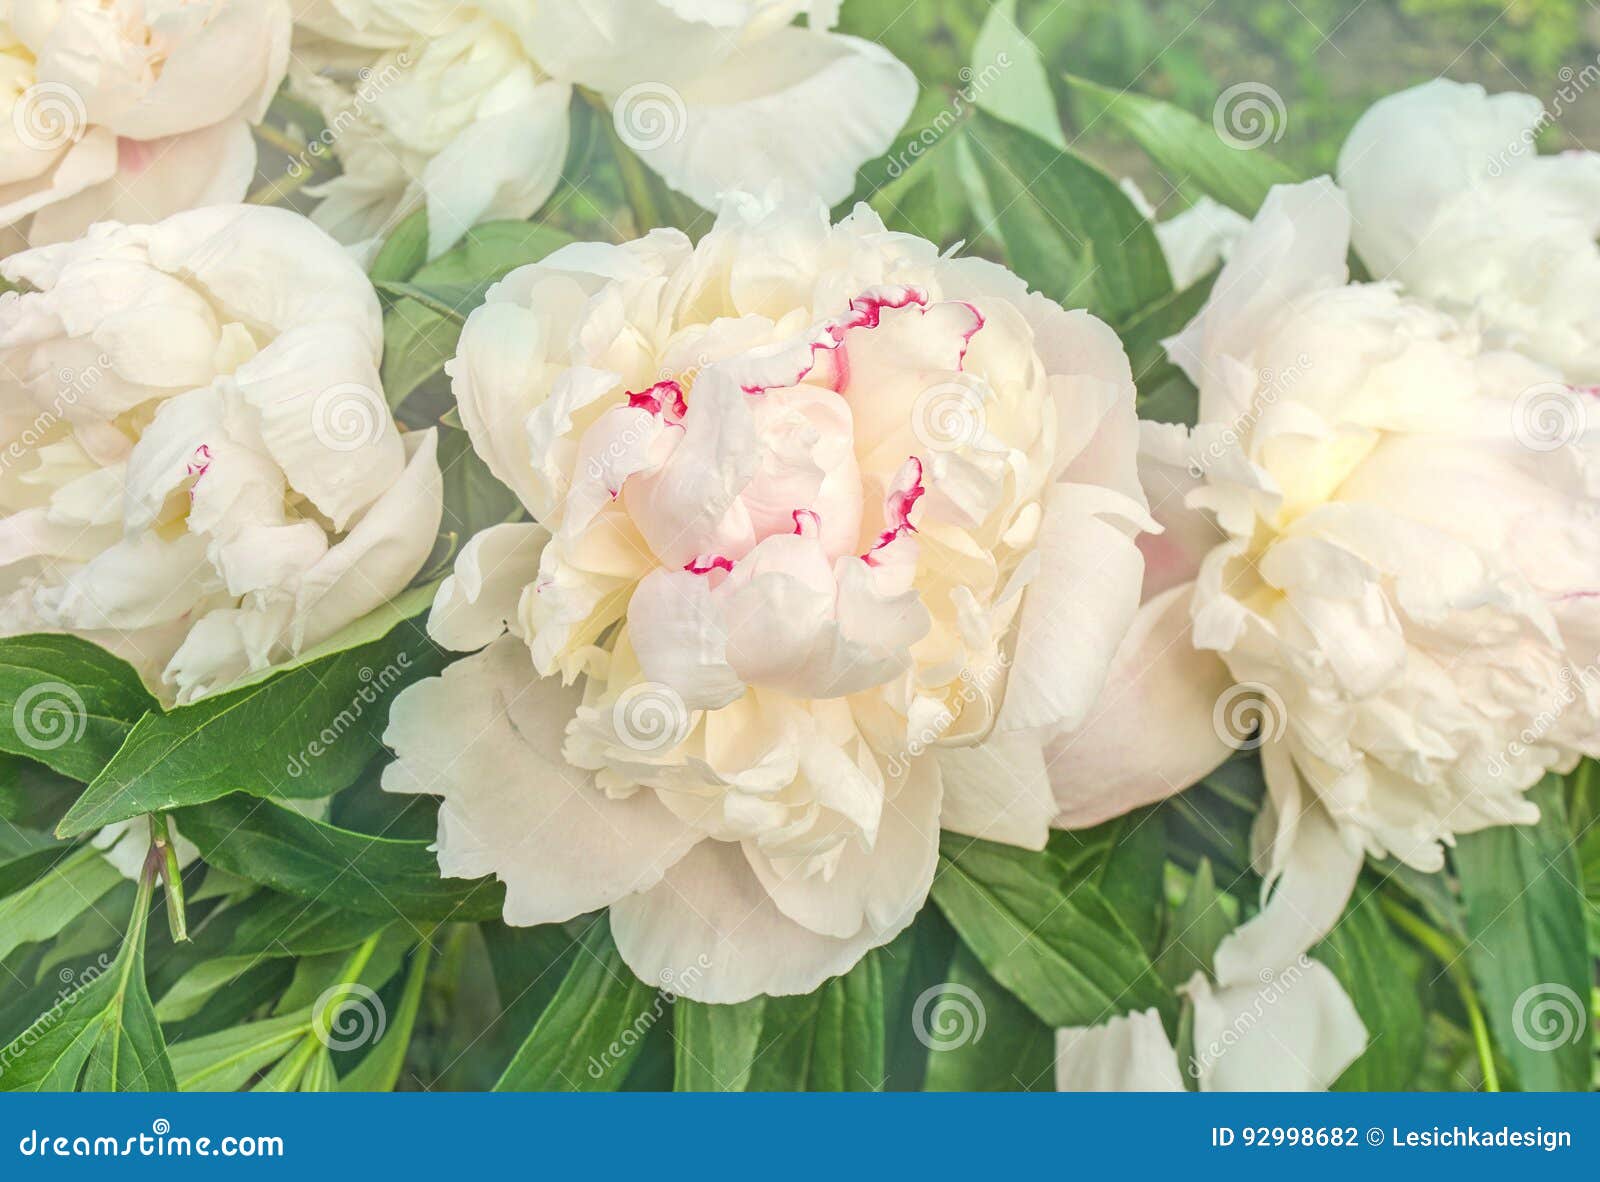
[246,165,318,207]
[153,812,188,943]
[1381,897,1501,1091]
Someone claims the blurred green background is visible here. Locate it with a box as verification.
[842,0,1599,173]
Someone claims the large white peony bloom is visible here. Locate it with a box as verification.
[1055,178,1600,980]
[0,0,290,248]
[382,197,1153,1002]
[0,205,443,705]
[290,0,916,257]
[1338,78,1600,383]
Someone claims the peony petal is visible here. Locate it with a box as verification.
[610,837,914,1002]
[1056,1007,1185,1091]
[632,27,914,208]
[936,731,1053,851]
[996,483,1147,734]
[383,635,699,926]
[1047,582,1235,828]
[428,520,549,652]
[747,754,938,939]
[1189,960,1367,1091]
[420,79,572,258]
[1212,784,1363,987]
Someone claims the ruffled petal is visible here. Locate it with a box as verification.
[383,635,700,926]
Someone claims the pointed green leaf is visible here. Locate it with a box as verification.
[171,794,503,922]
[495,916,659,1092]
[932,832,1171,1029]
[0,635,156,783]
[1454,776,1592,1091]
[962,108,1171,322]
[1064,74,1298,217]
[57,591,442,837]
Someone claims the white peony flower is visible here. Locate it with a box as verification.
[0,205,444,705]
[1057,957,1366,1092]
[0,0,290,248]
[1053,178,1600,977]
[382,196,1153,1002]
[1338,79,1600,383]
[290,0,916,257]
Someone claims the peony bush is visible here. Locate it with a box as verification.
[0,0,1592,1100]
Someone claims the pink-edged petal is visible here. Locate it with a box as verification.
[382,635,699,926]
[1048,582,1236,829]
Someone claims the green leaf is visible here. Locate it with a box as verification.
[342,942,432,1091]
[0,845,125,964]
[1316,888,1425,1091]
[494,916,660,1092]
[0,875,175,1091]
[921,941,1055,1091]
[962,108,1171,322]
[368,208,429,284]
[744,949,888,1092]
[56,590,442,837]
[1155,859,1237,988]
[932,832,1171,1029]
[154,894,391,1022]
[169,1009,312,1092]
[380,221,573,410]
[1119,267,1217,424]
[171,794,503,923]
[969,0,1063,147]
[1454,775,1592,1091]
[0,635,157,783]
[673,997,765,1093]
[438,426,524,544]
[1063,74,1298,217]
